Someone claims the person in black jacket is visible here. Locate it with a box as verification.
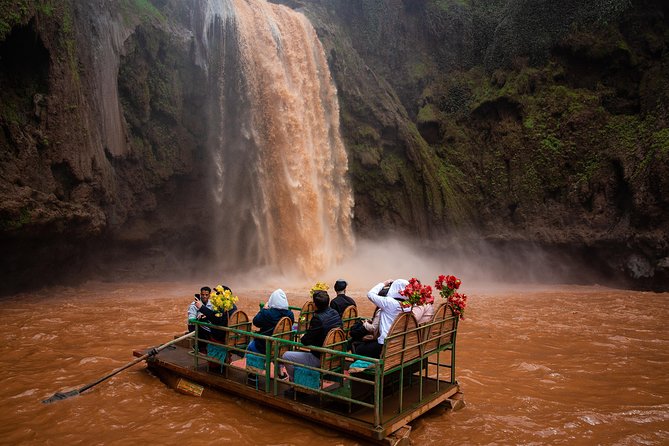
[329,279,356,316]
[282,290,342,381]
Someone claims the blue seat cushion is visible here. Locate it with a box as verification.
[294,366,320,389]
[207,344,228,363]
[246,353,265,370]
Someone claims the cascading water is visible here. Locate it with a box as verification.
[195,0,354,277]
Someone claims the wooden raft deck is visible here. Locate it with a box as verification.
[134,343,460,443]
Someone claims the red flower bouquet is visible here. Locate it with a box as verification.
[399,278,434,309]
[435,274,467,319]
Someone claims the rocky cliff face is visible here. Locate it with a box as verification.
[0,1,215,291]
[1,0,667,291]
[289,0,669,289]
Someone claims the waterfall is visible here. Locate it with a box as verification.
[197,0,354,277]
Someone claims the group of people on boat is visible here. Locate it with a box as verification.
[186,278,434,381]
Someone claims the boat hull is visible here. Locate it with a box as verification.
[134,343,462,444]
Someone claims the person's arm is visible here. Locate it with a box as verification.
[187,302,198,321]
[300,315,323,346]
[367,281,395,310]
[197,304,224,325]
[253,309,267,328]
[221,305,236,326]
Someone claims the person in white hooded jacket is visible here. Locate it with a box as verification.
[354,279,410,358]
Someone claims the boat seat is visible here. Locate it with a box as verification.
[422,303,456,357]
[381,312,422,373]
[227,310,252,352]
[246,316,294,375]
[294,327,347,390]
[205,310,251,371]
[341,305,358,336]
[350,312,422,376]
[347,312,423,405]
[295,300,315,338]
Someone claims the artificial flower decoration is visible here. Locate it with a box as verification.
[434,274,467,319]
[209,285,238,315]
[310,281,329,296]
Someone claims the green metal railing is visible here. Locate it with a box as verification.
[190,311,458,429]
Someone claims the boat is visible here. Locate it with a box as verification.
[133,303,463,445]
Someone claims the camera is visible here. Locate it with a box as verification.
[194,293,201,300]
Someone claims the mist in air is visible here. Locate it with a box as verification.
[214,235,601,295]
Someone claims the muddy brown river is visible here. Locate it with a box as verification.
[1,282,668,445]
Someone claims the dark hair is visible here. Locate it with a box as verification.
[221,285,231,293]
[312,290,330,310]
[334,280,347,292]
[378,282,392,297]
[201,286,211,293]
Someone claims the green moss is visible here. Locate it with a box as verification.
[0,207,31,231]
[417,103,440,123]
[406,124,468,222]
[605,115,643,154]
[37,1,53,16]
[633,126,669,180]
[120,0,165,25]
[651,128,669,156]
[1,101,22,125]
[352,143,382,166]
[0,0,30,41]
[576,153,604,185]
[379,154,404,184]
[409,61,429,81]
[523,116,535,129]
[540,134,562,155]
[58,4,80,85]
[353,123,380,142]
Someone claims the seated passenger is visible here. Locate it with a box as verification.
[353,279,410,359]
[329,279,356,317]
[247,289,294,355]
[194,284,238,343]
[187,286,213,333]
[282,290,342,381]
[412,301,435,325]
[349,307,380,349]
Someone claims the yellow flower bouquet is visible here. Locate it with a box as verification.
[310,281,329,296]
[210,285,238,316]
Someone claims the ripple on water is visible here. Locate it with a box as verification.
[515,362,552,373]
[9,389,37,399]
[78,356,109,365]
[31,333,58,341]
[579,414,604,425]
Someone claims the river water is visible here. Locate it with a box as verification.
[1,282,668,445]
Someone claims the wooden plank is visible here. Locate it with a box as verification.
[176,378,204,396]
[140,341,462,443]
[148,353,380,440]
[384,386,459,434]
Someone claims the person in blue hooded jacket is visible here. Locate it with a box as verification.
[247,289,294,355]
